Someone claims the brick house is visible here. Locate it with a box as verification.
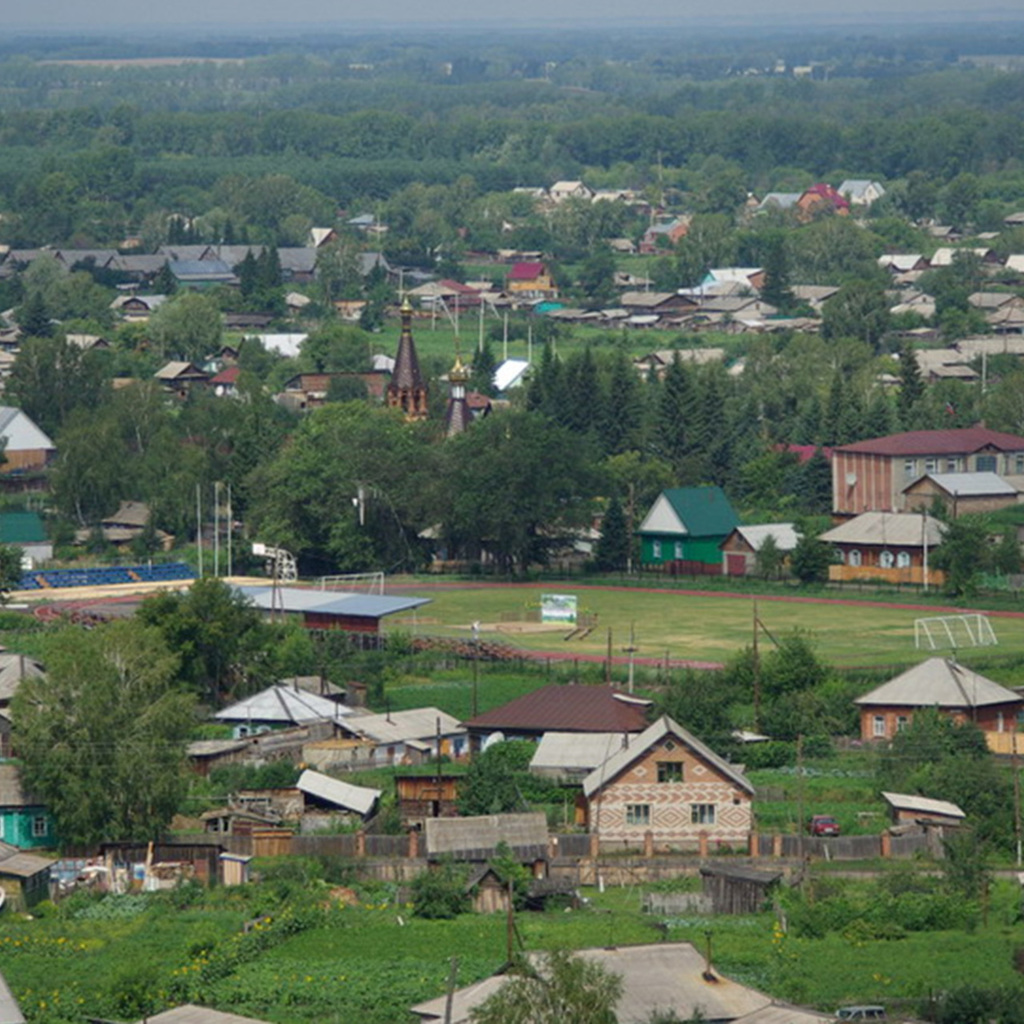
[581,716,754,848]
[854,657,1023,747]
[832,427,1024,515]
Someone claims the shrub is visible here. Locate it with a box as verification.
[411,861,469,919]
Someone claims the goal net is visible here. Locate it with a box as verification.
[914,613,998,650]
[317,572,386,595]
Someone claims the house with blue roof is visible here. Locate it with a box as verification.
[637,486,740,572]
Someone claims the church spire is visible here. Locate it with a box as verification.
[387,298,428,420]
[444,346,471,437]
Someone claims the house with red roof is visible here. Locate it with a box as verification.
[796,183,850,220]
[209,364,241,397]
[506,261,557,300]
[832,427,1024,515]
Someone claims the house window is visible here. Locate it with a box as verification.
[652,541,662,560]
[896,551,911,568]
[626,804,651,826]
[657,762,683,783]
[947,457,961,473]
[896,716,909,732]
[924,458,938,474]
[873,715,886,737]
[1017,454,1024,474]
[879,550,894,569]
[32,815,47,838]
[848,549,862,567]
[691,804,716,825]
[977,455,997,472]
[904,458,917,479]
[674,541,684,560]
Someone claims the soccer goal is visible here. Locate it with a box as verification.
[914,613,998,650]
[317,571,386,595]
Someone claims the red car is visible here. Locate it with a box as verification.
[809,814,841,837]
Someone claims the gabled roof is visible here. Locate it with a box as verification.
[0,840,54,879]
[820,511,944,547]
[342,706,463,745]
[297,769,380,816]
[463,683,650,734]
[638,486,740,539]
[0,511,46,545]
[855,657,1020,709]
[582,715,754,798]
[508,261,547,280]
[903,471,1016,497]
[837,427,1024,457]
[881,791,965,820]
[215,684,354,725]
[0,407,55,451]
[529,731,630,775]
[729,523,800,553]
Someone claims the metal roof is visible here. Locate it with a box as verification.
[583,715,754,799]
[731,523,799,553]
[529,731,630,774]
[905,471,1016,497]
[639,487,739,539]
[855,657,1020,709]
[411,942,782,1024]
[342,707,463,745]
[215,684,354,724]
[837,427,1024,457]
[297,769,380,816]
[0,971,24,1024]
[133,1006,275,1024]
[237,586,430,620]
[425,812,547,859]
[820,511,945,547]
[464,684,650,735]
[881,791,965,819]
[493,358,530,391]
[0,840,54,879]
[0,406,54,452]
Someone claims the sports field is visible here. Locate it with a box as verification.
[387,580,1024,669]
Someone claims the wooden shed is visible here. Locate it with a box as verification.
[699,865,782,914]
[0,841,53,911]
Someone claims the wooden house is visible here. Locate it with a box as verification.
[638,486,740,573]
[881,791,965,828]
[506,261,557,299]
[0,764,54,850]
[854,657,1023,745]
[902,472,1019,517]
[0,840,54,910]
[0,407,55,474]
[720,523,799,577]
[581,716,754,849]
[820,511,944,586]
[395,772,461,825]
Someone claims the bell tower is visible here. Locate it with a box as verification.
[386,298,428,420]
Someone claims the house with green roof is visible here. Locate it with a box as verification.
[0,511,50,567]
[637,486,739,571]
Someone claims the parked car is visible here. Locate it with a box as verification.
[809,814,841,836]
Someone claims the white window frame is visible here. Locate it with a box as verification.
[896,551,911,568]
[879,550,895,569]
[652,540,662,560]
[848,549,862,567]
[690,804,716,825]
[31,815,47,838]
[873,715,886,737]
[674,541,684,560]
[626,804,651,826]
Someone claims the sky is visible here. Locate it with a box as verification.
[6,0,1018,34]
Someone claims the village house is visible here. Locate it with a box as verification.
[0,407,55,475]
[580,716,755,851]
[548,180,594,203]
[637,486,740,573]
[831,427,1024,515]
[214,683,356,738]
[854,657,1023,748]
[881,791,965,829]
[838,179,886,206]
[819,511,945,586]
[720,523,799,577]
[0,839,53,910]
[902,471,1019,517]
[0,763,54,850]
[795,183,850,219]
[505,261,557,300]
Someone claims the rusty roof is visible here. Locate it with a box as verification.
[463,683,650,734]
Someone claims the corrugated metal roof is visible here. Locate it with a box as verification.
[733,523,799,552]
[855,657,1020,709]
[583,715,754,798]
[411,942,777,1024]
[820,511,945,547]
[464,684,649,734]
[907,471,1016,497]
[342,707,463,745]
[297,769,380,816]
[133,1006,275,1024]
[881,791,965,819]
[837,427,1024,456]
[237,586,430,620]
[215,684,354,724]
[529,731,630,773]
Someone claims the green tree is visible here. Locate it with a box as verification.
[11,620,196,846]
[822,279,891,351]
[411,860,470,920]
[593,495,630,572]
[897,343,925,428]
[458,740,554,815]
[16,291,53,338]
[755,533,784,579]
[138,577,277,704]
[931,516,987,597]
[790,531,835,584]
[148,291,223,361]
[759,233,795,312]
[0,544,23,602]
[577,248,617,309]
[470,949,622,1024]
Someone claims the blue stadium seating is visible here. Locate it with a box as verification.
[20,562,196,591]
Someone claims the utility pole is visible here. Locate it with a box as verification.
[752,600,761,732]
[623,622,638,695]
[1014,725,1022,868]
[605,627,613,685]
[196,484,203,576]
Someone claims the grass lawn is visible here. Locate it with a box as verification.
[386,580,1024,670]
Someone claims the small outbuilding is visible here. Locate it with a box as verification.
[699,864,783,914]
[720,523,799,577]
[881,791,966,828]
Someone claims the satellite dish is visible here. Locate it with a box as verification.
[845,472,857,487]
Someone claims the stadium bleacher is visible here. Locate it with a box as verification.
[19,562,195,591]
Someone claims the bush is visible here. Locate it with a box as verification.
[411,861,469,919]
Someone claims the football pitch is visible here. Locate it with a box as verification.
[388,580,1024,669]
